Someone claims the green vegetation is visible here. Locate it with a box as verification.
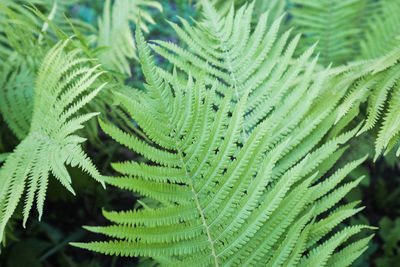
[0,0,400,266]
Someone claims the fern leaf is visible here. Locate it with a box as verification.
[97,0,162,75]
[326,235,374,267]
[0,39,105,238]
[299,225,375,266]
[0,57,34,139]
[360,0,400,59]
[347,51,400,158]
[73,10,372,265]
[288,0,379,65]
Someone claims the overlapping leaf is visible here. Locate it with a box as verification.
[0,39,105,238]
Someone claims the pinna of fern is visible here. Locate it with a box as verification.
[360,52,400,159]
[0,38,106,240]
[72,6,374,265]
[331,46,400,159]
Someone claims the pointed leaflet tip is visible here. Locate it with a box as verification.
[69,242,85,248]
[373,152,380,163]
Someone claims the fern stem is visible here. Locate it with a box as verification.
[178,149,219,266]
[220,44,248,142]
[206,3,248,142]
[149,50,219,265]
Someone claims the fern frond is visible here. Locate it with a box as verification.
[97,0,162,75]
[360,0,400,59]
[288,0,379,65]
[339,48,400,158]
[0,1,45,63]
[0,39,105,238]
[73,11,372,265]
[0,56,34,139]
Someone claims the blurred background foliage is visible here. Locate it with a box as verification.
[0,0,399,266]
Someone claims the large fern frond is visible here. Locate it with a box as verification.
[0,39,106,239]
[72,9,373,265]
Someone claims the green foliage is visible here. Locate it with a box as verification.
[376,217,400,266]
[0,0,166,242]
[1,0,400,266]
[191,0,247,15]
[263,0,400,157]
[335,49,400,158]
[0,58,34,139]
[153,1,314,133]
[288,0,378,66]
[360,0,400,59]
[0,39,106,239]
[162,0,400,157]
[72,4,374,265]
[189,0,285,23]
[0,1,49,140]
[97,0,162,75]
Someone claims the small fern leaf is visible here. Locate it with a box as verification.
[289,0,379,65]
[326,234,374,267]
[0,58,34,139]
[97,0,162,75]
[360,0,400,59]
[0,39,105,237]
